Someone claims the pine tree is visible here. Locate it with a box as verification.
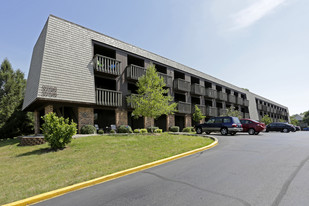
[0,58,33,138]
[126,64,177,130]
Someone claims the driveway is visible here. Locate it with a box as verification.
[33,132,309,206]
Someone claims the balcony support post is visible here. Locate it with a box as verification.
[34,109,40,135]
[144,117,154,128]
[77,107,94,133]
[167,114,175,131]
[185,114,192,128]
[115,108,128,127]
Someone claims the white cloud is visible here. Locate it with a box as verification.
[231,0,287,30]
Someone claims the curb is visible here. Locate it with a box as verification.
[4,136,218,206]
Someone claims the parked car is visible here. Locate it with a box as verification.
[295,126,301,131]
[195,116,242,135]
[265,122,295,133]
[303,127,309,131]
[240,119,265,135]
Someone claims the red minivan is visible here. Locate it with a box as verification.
[240,119,266,135]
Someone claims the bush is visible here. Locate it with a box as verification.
[98,129,104,135]
[147,127,159,133]
[182,127,191,132]
[182,127,195,132]
[134,129,141,133]
[41,113,77,150]
[117,125,133,133]
[169,126,179,132]
[154,129,163,133]
[140,128,148,133]
[80,125,96,134]
[110,129,116,134]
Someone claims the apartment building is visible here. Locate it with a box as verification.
[22,15,290,134]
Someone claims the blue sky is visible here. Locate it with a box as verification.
[0,0,308,115]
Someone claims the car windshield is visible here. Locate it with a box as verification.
[251,120,260,123]
[232,117,241,124]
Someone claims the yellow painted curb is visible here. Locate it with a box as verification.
[4,136,218,206]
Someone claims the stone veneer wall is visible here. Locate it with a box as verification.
[115,109,128,126]
[78,107,94,133]
[185,114,192,128]
[144,117,154,128]
[44,105,53,114]
[167,114,175,131]
[20,137,46,146]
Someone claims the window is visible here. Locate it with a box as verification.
[223,118,231,123]
[207,118,215,124]
[215,118,223,123]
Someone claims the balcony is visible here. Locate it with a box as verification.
[262,105,267,111]
[218,92,228,101]
[257,104,262,110]
[191,84,205,96]
[206,107,218,117]
[228,94,236,104]
[126,64,145,80]
[174,79,191,92]
[158,72,173,87]
[219,108,227,116]
[177,101,191,114]
[244,113,250,118]
[267,107,271,112]
[237,97,243,105]
[244,99,249,107]
[205,88,217,99]
[94,54,121,75]
[96,88,122,107]
[192,104,206,115]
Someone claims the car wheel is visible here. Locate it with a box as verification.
[265,129,269,132]
[254,132,259,135]
[248,128,255,135]
[205,132,211,135]
[230,132,236,136]
[282,128,289,133]
[220,128,228,136]
[196,127,202,134]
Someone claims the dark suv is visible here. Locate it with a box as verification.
[265,122,295,133]
[195,116,242,135]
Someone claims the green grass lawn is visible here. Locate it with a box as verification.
[0,134,213,205]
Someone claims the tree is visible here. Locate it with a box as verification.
[225,106,242,119]
[302,110,309,125]
[261,115,272,125]
[126,64,177,131]
[279,119,286,123]
[192,105,206,124]
[290,116,298,126]
[0,58,34,139]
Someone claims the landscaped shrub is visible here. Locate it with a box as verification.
[41,113,77,150]
[140,128,148,133]
[117,125,133,133]
[182,127,191,132]
[80,125,96,134]
[147,127,159,133]
[110,129,116,134]
[98,129,104,135]
[134,129,141,133]
[169,126,179,132]
[154,129,163,133]
[182,127,195,133]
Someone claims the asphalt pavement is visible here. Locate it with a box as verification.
[33,131,309,206]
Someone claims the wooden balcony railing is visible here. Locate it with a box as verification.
[205,88,217,99]
[191,84,205,96]
[218,92,228,101]
[262,105,267,111]
[177,101,191,114]
[94,54,121,75]
[192,104,206,115]
[244,113,250,118]
[158,72,173,87]
[174,79,191,92]
[267,107,271,112]
[244,99,249,107]
[228,94,236,104]
[206,107,218,117]
[237,97,244,105]
[96,88,122,107]
[126,64,145,80]
[219,108,228,116]
[257,104,262,110]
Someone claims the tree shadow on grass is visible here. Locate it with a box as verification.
[16,148,55,157]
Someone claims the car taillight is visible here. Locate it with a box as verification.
[232,124,237,127]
